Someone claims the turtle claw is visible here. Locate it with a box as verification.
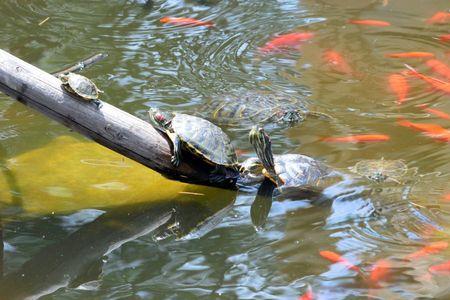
[171,155,181,167]
[93,100,103,109]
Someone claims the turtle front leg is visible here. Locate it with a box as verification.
[171,135,182,167]
[93,100,103,109]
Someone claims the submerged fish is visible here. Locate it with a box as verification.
[388,73,409,104]
[418,104,450,120]
[405,241,449,260]
[398,118,450,142]
[426,11,450,25]
[258,32,315,54]
[405,64,450,94]
[299,285,314,300]
[348,19,391,27]
[160,16,214,27]
[319,250,360,272]
[369,259,392,287]
[443,194,450,202]
[385,52,434,58]
[426,59,450,81]
[322,134,390,143]
[429,260,450,274]
[322,50,354,74]
[440,34,450,42]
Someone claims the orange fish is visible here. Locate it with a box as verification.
[405,241,449,260]
[259,32,315,54]
[299,285,314,300]
[440,34,450,42]
[323,50,353,74]
[160,16,214,27]
[405,64,450,94]
[388,73,409,104]
[426,11,450,25]
[319,250,360,272]
[348,19,391,27]
[426,59,450,81]
[398,118,450,142]
[322,134,390,143]
[385,52,434,59]
[369,259,392,287]
[418,104,450,120]
[429,260,450,274]
[443,194,450,202]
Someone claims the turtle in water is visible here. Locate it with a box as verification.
[59,72,103,108]
[148,108,241,183]
[205,90,332,129]
[349,158,408,184]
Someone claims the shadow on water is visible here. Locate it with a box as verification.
[0,190,236,300]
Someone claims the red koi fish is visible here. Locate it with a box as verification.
[319,250,360,272]
[426,11,450,25]
[258,32,315,54]
[160,17,214,28]
[443,194,450,202]
[440,34,450,42]
[388,73,409,104]
[348,19,391,27]
[426,59,450,81]
[323,50,353,74]
[322,134,390,143]
[369,259,392,287]
[418,104,450,120]
[299,285,314,300]
[429,260,450,274]
[405,64,450,94]
[398,118,450,142]
[405,241,449,260]
[385,52,434,59]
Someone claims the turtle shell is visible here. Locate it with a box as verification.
[350,159,407,183]
[61,73,100,100]
[207,90,309,127]
[171,114,238,167]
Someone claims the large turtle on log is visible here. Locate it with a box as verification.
[205,90,332,129]
[148,108,241,184]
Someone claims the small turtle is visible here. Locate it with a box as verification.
[148,108,241,183]
[205,90,332,128]
[59,72,103,108]
[350,158,408,184]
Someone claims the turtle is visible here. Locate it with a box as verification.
[205,90,332,128]
[148,108,241,183]
[59,72,103,108]
[349,158,408,184]
[248,126,339,192]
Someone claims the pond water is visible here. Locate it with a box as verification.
[0,0,449,299]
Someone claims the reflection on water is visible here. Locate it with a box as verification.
[0,0,450,298]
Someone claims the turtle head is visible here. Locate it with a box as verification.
[249,126,281,186]
[148,108,173,129]
[280,109,304,124]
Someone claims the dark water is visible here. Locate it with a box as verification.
[0,0,449,299]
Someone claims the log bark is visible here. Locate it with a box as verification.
[0,49,224,187]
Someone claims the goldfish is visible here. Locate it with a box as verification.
[405,241,449,260]
[426,11,450,25]
[322,50,353,74]
[388,73,409,104]
[429,260,450,274]
[348,19,391,27]
[405,64,450,94]
[426,59,450,81]
[443,194,450,202]
[299,285,314,300]
[322,134,390,143]
[319,250,360,272]
[398,118,450,142]
[418,104,450,120]
[440,34,450,42]
[385,52,434,59]
[159,17,214,28]
[258,32,315,54]
[369,259,392,287]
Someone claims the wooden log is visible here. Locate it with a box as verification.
[0,49,226,187]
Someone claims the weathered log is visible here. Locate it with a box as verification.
[0,49,226,187]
